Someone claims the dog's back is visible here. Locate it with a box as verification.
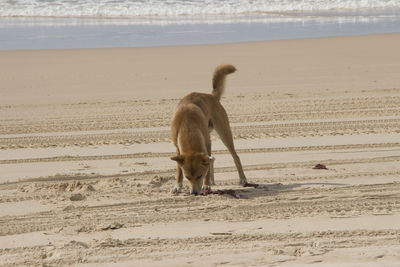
[171,64,236,147]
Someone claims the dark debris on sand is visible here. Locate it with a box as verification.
[201,189,241,199]
[243,182,260,188]
[313,164,328,170]
[175,183,263,199]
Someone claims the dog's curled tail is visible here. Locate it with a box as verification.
[212,64,236,100]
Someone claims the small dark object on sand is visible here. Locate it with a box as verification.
[313,164,328,170]
[70,193,85,201]
[210,232,233,236]
[101,223,124,231]
[243,182,259,188]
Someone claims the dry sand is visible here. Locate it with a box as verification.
[1,33,400,266]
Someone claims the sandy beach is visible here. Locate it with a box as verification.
[1,33,400,266]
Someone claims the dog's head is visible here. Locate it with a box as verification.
[171,153,214,195]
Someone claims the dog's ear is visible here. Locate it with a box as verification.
[171,155,184,166]
[201,153,212,166]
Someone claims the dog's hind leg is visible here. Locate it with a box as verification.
[213,109,248,186]
[225,141,247,186]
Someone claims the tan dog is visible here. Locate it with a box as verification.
[171,64,247,195]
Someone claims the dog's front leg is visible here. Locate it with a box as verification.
[172,165,183,193]
[206,140,215,186]
[210,159,215,185]
[202,156,215,193]
[202,169,211,193]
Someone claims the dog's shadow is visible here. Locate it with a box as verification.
[206,181,347,199]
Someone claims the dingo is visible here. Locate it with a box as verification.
[171,64,247,195]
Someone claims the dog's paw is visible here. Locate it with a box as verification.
[239,178,248,186]
[210,178,216,186]
[171,186,182,194]
[201,185,212,194]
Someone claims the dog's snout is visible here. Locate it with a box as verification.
[190,187,201,196]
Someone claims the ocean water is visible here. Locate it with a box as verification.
[1,0,400,50]
[1,0,400,18]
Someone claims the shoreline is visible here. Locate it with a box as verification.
[1,15,400,51]
[2,31,399,52]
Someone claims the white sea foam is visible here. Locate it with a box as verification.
[1,0,400,18]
